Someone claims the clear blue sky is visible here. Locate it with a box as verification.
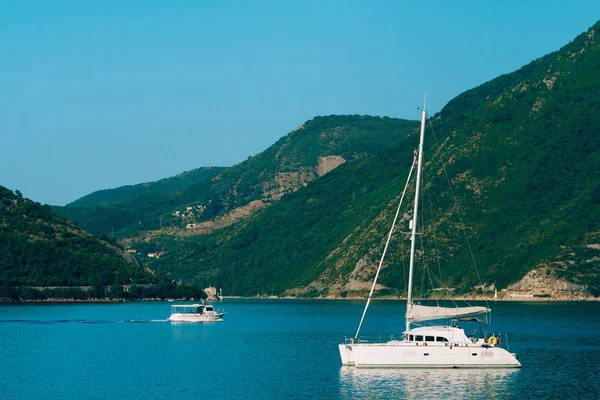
[1,1,598,205]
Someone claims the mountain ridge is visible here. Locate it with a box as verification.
[57,115,419,238]
[33,21,600,299]
[67,166,226,208]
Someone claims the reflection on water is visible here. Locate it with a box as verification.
[339,367,519,399]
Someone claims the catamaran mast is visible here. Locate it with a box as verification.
[406,104,427,333]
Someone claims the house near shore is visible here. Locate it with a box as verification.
[204,286,223,301]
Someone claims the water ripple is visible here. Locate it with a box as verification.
[0,319,168,324]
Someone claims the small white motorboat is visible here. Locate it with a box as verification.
[168,303,225,323]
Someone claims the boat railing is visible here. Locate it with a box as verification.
[479,333,511,350]
[344,335,399,344]
[502,333,511,351]
[345,333,514,349]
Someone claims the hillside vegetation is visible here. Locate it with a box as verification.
[142,21,600,297]
[0,186,204,301]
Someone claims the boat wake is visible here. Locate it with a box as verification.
[0,319,169,324]
[120,319,169,323]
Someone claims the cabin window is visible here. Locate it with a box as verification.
[436,337,448,342]
[415,335,423,342]
[409,335,414,341]
[425,336,435,342]
[424,353,429,356]
[472,353,478,356]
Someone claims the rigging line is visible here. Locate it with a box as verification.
[400,183,414,295]
[426,191,444,281]
[419,251,427,301]
[402,183,414,295]
[400,184,412,293]
[354,157,417,340]
[427,120,484,287]
[420,164,428,302]
[422,263,447,307]
[421,152,443,308]
[401,227,408,295]
[424,138,461,309]
[420,259,459,305]
[428,120,488,311]
[425,260,437,307]
[418,204,429,302]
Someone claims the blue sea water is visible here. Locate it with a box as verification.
[1,299,599,399]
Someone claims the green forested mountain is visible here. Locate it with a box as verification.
[58,115,419,237]
[66,166,226,208]
[418,22,600,296]
[49,21,600,298]
[141,21,600,297]
[0,186,204,300]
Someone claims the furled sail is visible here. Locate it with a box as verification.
[406,304,490,323]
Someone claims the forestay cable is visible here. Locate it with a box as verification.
[354,156,417,340]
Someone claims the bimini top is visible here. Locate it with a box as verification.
[407,304,490,323]
[171,304,205,308]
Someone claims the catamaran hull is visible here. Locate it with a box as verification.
[339,343,521,368]
[340,344,356,365]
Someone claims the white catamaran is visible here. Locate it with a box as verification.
[339,101,521,368]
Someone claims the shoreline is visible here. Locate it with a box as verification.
[222,295,600,302]
[2,294,598,304]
